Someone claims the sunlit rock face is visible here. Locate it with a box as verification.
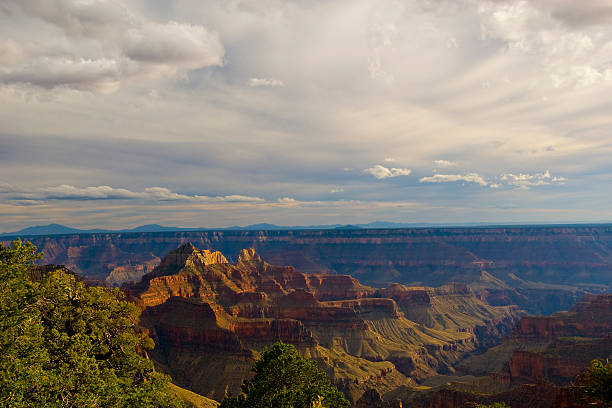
[12,226,611,314]
[123,244,520,402]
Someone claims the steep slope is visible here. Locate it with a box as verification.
[124,244,519,402]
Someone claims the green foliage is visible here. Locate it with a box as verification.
[220,341,349,408]
[0,239,184,408]
[474,403,511,408]
[585,359,612,407]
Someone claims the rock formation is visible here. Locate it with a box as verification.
[123,243,520,403]
[10,226,611,314]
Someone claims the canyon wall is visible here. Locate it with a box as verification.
[7,226,612,313]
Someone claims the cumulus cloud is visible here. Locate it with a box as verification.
[501,170,567,189]
[248,77,284,87]
[433,160,456,167]
[277,197,298,204]
[330,188,344,193]
[363,165,412,179]
[419,173,489,186]
[383,157,396,162]
[0,0,224,92]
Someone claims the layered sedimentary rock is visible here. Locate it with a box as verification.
[10,226,612,313]
[459,294,612,383]
[383,294,612,408]
[124,243,520,402]
[352,294,612,408]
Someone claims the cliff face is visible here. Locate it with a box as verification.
[124,243,520,402]
[9,226,612,313]
[498,294,612,386]
[460,294,612,384]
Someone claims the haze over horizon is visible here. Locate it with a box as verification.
[2,0,612,231]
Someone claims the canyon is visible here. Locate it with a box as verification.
[7,225,612,314]
[6,227,612,407]
[123,243,520,403]
[371,294,612,408]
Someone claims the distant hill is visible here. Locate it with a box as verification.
[0,223,201,236]
[5,221,612,237]
[1,224,99,236]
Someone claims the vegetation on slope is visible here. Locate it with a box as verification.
[219,341,349,408]
[0,239,184,408]
[585,359,612,407]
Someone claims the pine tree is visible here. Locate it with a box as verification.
[220,341,349,408]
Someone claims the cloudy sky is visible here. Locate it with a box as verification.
[2,0,612,231]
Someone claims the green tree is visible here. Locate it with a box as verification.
[585,359,612,407]
[0,239,184,408]
[220,341,350,408]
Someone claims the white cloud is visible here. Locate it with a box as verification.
[42,185,142,199]
[1,184,264,203]
[383,157,396,162]
[0,0,224,92]
[420,173,489,186]
[433,159,456,167]
[2,57,122,93]
[501,170,567,189]
[478,0,612,89]
[277,197,298,204]
[248,77,284,87]
[330,188,344,193]
[363,165,412,179]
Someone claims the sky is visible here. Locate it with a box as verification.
[1,0,612,231]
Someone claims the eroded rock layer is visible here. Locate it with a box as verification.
[124,243,520,402]
[382,294,612,408]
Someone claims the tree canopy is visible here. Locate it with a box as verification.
[0,239,184,408]
[585,359,612,407]
[220,341,349,408]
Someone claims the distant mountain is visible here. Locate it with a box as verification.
[122,224,195,233]
[5,221,612,237]
[0,223,186,236]
[335,224,360,229]
[1,224,95,236]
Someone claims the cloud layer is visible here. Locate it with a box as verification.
[1,184,264,203]
[1,0,612,230]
